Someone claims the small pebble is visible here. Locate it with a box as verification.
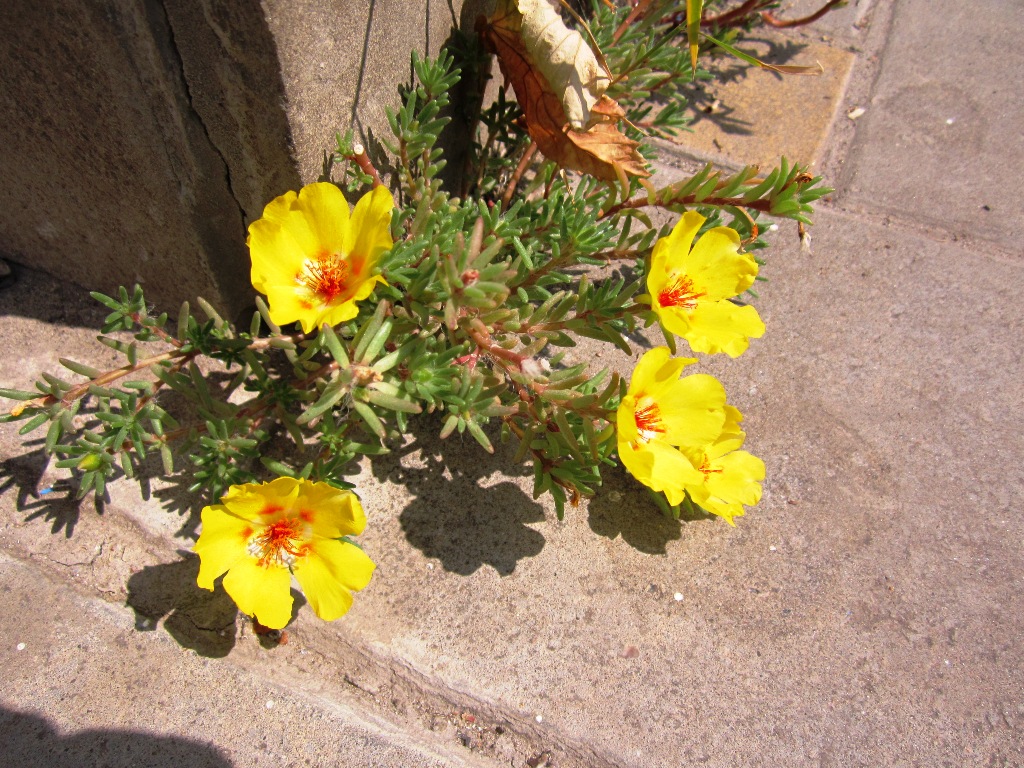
[769,545,777,552]
[945,118,955,125]
[847,107,866,120]
[535,714,543,723]
[16,642,26,651]
[266,701,275,709]
[674,592,683,602]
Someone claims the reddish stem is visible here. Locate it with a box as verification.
[500,142,538,210]
[347,143,385,189]
[760,0,846,28]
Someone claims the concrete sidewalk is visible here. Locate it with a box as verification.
[2,0,1023,766]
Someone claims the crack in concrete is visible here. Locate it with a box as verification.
[274,631,630,768]
[31,542,105,568]
[155,0,247,234]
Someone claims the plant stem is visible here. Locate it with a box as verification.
[599,193,775,219]
[347,144,385,189]
[760,0,846,28]
[500,142,538,210]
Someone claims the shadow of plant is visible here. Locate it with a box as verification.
[683,36,812,134]
[586,462,693,555]
[125,552,239,658]
[125,551,307,657]
[0,448,96,537]
[0,706,232,768]
[369,416,546,576]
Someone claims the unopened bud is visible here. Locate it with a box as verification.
[78,454,103,471]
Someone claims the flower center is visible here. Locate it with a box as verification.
[302,252,351,304]
[698,456,722,479]
[633,397,666,445]
[658,275,705,310]
[248,517,308,568]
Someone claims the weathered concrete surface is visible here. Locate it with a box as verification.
[0,0,272,317]
[3,0,1024,766]
[665,36,855,169]
[0,552,499,768]
[837,0,1024,248]
[262,0,483,184]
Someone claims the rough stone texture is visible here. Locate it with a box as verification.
[0,0,476,317]
[0,553,499,768]
[837,0,1024,248]
[262,0,484,184]
[0,0,266,317]
[2,0,1024,766]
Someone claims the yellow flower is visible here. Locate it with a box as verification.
[682,405,765,525]
[248,183,393,334]
[194,477,376,629]
[648,211,765,357]
[616,347,727,506]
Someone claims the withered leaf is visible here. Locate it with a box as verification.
[481,0,649,182]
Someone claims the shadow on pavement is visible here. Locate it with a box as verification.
[370,416,546,576]
[125,552,239,658]
[0,706,233,768]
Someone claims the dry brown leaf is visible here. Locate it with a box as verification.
[519,0,609,128]
[480,0,649,182]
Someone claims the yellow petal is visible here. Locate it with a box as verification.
[711,405,747,455]
[295,182,351,258]
[682,301,765,357]
[225,477,302,522]
[194,504,255,590]
[249,220,309,297]
[253,189,298,227]
[293,539,376,621]
[684,226,757,300]
[657,373,726,448]
[222,557,295,629]
[697,496,746,525]
[705,449,765,507]
[292,481,368,539]
[618,437,702,507]
[345,186,394,268]
[649,211,704,284]
[314,297,362,330]
[626,347,697,398]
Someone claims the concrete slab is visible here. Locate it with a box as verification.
[0,552,499,768]
[4,203,1023,766]
[3,1,1024,766]
[263,0,481,183]
[836,0,1024,247]
[333,207,1024,767]
[664,35,855,169]
[775,0,876,39]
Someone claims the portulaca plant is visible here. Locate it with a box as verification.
[1,1,833,629]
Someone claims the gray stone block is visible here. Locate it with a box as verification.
[837,0,1024,248]
[0,0,476,317]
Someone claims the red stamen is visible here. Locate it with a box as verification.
[698,457,723,478]
[302,252,351,303]
[658,275,705,310]
[634,400,666,444]
[252,518,306,567]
